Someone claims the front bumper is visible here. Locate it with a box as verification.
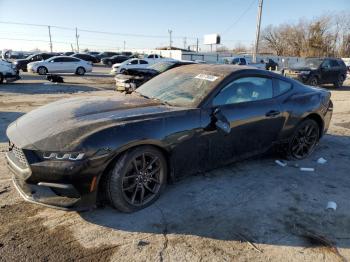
[6,147,108,211]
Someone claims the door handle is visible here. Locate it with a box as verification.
[265,110,280,117]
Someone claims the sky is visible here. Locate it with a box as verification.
[0,0,349,52]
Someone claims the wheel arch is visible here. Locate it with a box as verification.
[304,113,324,139]
[97,141,173,201]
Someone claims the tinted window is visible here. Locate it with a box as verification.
[232,58,240,64]
[322,60,331,68]
[275,79,292,96]
[130,60,139,64]
[51,57,65,62]
[239,58,246,65]
[140,60,148,64]
[213,77,273,106]
[148,54,155,58]
[330,60,339,67]
[61,57,79,62]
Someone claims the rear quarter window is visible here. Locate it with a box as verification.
[275,79,292,96]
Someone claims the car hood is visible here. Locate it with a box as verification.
[6,94,177,151]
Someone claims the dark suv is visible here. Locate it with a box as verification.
[284,57,347,87]
[14,53,58,72]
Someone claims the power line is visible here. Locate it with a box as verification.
[0,20,197,40]
[222,0,257,35]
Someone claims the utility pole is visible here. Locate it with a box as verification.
[75,27,80,53]
[123,40,126,50]
[48,26,53,53]
[71,44,74,52]
[196,38,199,53]
[253,0,263,63]
[183,37,187,50]
[168,29,172,50]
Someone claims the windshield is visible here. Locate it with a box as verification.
[293,58,323,69]
[136,66,223,107]
[149,62,175,72]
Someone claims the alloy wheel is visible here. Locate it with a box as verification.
[290,123,318,159]
[122,152,162,206]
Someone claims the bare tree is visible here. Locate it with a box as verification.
[261,12,350,57]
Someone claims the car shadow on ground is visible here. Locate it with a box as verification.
[0,83,101,95]
[0,112,25,142]
[80,134,350,249]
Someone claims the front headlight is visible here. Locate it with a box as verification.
[300,71,310,75]
[41,152,85,161]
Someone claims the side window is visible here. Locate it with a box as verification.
[232,58,240,64]
[140,60,148,64]
[322,60,331,68]
[239,58,246,65]
[130,60,138,64]
[275,79,292,96]
[213,77,273,106]
[330,60,339,67]
[148,54,155,58]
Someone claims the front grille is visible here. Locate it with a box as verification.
[10,144,29,168]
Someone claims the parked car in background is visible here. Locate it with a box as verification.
[265,59,279,70]
[111,58,151,74]
[63,52,75,56]
[115,60,194,92]
[14,53,58,72]
[101,55,129,66]
[121,51,133,56]
[85,51,100,56]
[284,57,347,87]
[0,59,19,83]
[223,56,265,69]
[27,56,92,75]
[6,64,333,211]
[94,51,120,60]
[71,53,99,63]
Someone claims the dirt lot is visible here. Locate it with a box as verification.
[0,68,350,261]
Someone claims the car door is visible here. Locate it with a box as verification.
[47,57,64,72]
[202,75,285,167]
[320,59,333,83]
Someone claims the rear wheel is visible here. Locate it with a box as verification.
[76,67,86,75]
[333,75,344,88]
[285,119,319,160]
[308,76,318,86]
[37,66,48,75]
[106,146,167,212]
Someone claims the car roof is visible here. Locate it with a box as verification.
[177,63,255,76]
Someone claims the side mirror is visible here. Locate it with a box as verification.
[213,108,231,134]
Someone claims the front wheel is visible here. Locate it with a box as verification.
[76,67,86,75]
[37,66,48,75]
[308,76,318,86]
[333,75,344,88]
[285,119,320,160]
[106,146,167,212]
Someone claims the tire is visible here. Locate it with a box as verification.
[308,76,318,86]
[76,67,86,75]
[120,69,126,74]
[0,73,3,84]
[37,66,48,75]
[285,119,320,160]
[333,74,345,88]
[106,146,167,212]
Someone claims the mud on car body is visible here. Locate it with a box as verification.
[6,64,333,212]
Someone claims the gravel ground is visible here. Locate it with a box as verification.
[0,68,350,261]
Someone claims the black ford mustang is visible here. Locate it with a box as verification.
[6,64,333,212]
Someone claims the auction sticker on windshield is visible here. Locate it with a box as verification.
[195,74,218,82]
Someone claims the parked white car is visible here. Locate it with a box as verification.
[111,58,151,74]
[27,56,92,75]
[0,59,19,84]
